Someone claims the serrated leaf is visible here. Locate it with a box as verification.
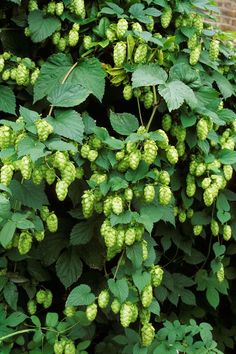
[34,53,73,102]
[110,111,139,136]
[47,81,90,107]
[73,58,106,102]
[219,149,236,164]
[66,284,95,306]
[10,180,48,209]
[56,248,83,288]
[0,220,17,248]
[45,313,59,327]
[158,80,197,111]
[132,64,167,88]
[0,85,16,114]
[46,139,77,152]
[0,194,11,219]
[3,282,18,310]
[6,312,28,327]
[108,278,129,303]
[17,136,45,162]
[28,10,60,43]
[206,286,219,309]
[212,71,234,99]
[70,221,94,246]
[47,110,84,144]
[126,242,143,268]
[132,271,151,292]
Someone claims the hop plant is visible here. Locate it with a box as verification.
[129,150,141,170]
[27,299,37,315]
[73,0,86,18]
[161,7,172,28]
[16,63,29,86]
[64,306,76,317]
[18,231,33,255]
[123,85,133,100]
[211,219,219,236]
[113,42,127,67]
[46,213,58,233]
[68,29,79,47]
[223,225,232,241]
[55,2,64,16]
[197,118,209,140]
[117,19,128,38]
[159,186,172,205]
[64,341,76,354]
[143,140,158,165]
[125,228,136,246]
[141,322,155,346]
[209,39,220,61]
[86,303,98,321]
[82,190,95,218]
[166,146,178,164]
[217,263,224,283]
[98,289,110,309]
[189,45,201,66]
[111,298,121,314]
[35,119,53,141]
[0,164,14,186]
[56,180,68,201]
[120,302,133,327]
[141,284,153,308]
[143,91,154,109]
[144,184,155,203]
[112,196,123,215]
[150,265,164,287]
[134,44,148,64]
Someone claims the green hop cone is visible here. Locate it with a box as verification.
[113,42,127,67]
[27,299,37,315]
[144,184,155,203]
[36,289,46,304]
[40,206,50,221]
[0,125,12,149]
[124,188,133,202]
[217,263,224,283]
[223,225,232,241]
[156,129,169,149]
[61,162,76,185]
[166,146,178,164]
[34,230,45,242]
[209,39,220,61]
[56,180,68,201]
[129,150,141,170]
[189,45,201,66]
[28,0,38,11]
[178,210,186,223]
[53,151,68,170]
[68,29,79,47]
[20,155,32,180]
[43,289,53,309]
[47,1,56,14]
[134,44,148,64]
[64,341,76,354]
[106,28,116,41]
[159,170,170,185]
[112,196,123,215]
[55,2,64,16]
[140,308,151,325]
[143,91,154,109]
[16,63,29,86]
[0,164,14,186]
[120,302,133,328]
[223,165,233,181]
[123,85,133,100]
[142,240,148,261]
[188,34,198,50]
[203,187,215,207]
[201,177,211,190]
[197,118,209,140]
[83,35,92,50]
[143,140,158,165]
[73,0,86,18]
[117,18,128,38]
[46,213,58,233]
[98,289,110,309]
[195,162,206,177]
[111,298,121,314]
[193,14,203,34]
[57,38,67,52]
[159,186,172,205]
[86,303,98,321]
[141,322,155,347]
[146,16,154,32]
[35,119,54,142]
[54,341,64,354]
[82,190,95,218]
[125,228,136,246]
[193,224,203,236]
[31,68,40,85]
[64,305,76,317]
[18,231,32,255]
[87,149,98,162]
[150,265,164,287]
[141,284,153,308]
[162,114,172,131]
[45,168,56,185]
[161,7,172,28]
[211,219,219,236]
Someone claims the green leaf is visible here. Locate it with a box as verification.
[132,64,167,88]
[47,81,90,107]
[28,10,61,43]
[109,111,139,136]
[6,312,27,327]
[125,161,149,183]
[34,53,73,102]
[180,114,196,128]
[46,139,77,152]
[47,110,84,144]
[17,137,45,162]
[45,313,58,327]
[0,220,16,248]
[132,344,148,354]
[66,284,95,306]
[73,58,106,102]
[212,71,234,99]
[0,194,11,219]
[10,180,48,209]
[0,85,16,114]
[3,282,18,310]
[19,106,39,124]
[149,298,160,315]
[206,286,219,309]
[158,80,197,111]
[110,211,135,226]
[126,242,143,268]
[132,271,151,292]
[108,278,129,303]
[169,63,201,89]
[70,221,94,246]
[213,242,225,258]
[38,234,68,266]
[56,248,83,288]
[219,149,236,164]
[216,193,230,212]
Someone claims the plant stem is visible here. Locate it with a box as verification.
[113,249,125,279]
[136,97,144,126]
[0,329,36,342]
[146,85,158,132]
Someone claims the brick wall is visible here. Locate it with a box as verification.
[216,0,236,31]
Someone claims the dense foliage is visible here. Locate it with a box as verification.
[0,0,236,353]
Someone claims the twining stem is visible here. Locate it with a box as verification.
[146,85,158,132]
[0,329,36,342]
[136,97,144,126]
[48,61,78,116]
[113,249,125,279]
